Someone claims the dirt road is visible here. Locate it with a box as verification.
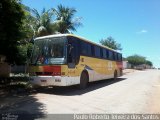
[0,69,160,115]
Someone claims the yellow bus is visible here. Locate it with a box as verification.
[29,34,123,89]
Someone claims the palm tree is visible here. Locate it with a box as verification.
[24,5,82,36]
[26,8,55,36]
[52,4,82,33]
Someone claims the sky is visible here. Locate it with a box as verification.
[22,0,160,68]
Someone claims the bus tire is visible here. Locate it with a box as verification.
[114,70,117,80]
[80,71,89,89]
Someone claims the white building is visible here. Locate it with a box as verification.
[123,61,131,69]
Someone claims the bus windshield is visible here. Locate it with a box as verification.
[30,37,67,65]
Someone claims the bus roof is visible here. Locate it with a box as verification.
[35,34,121,54]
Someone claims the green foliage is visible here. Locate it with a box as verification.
[16,43,33,65]
[100,37,122,50]
[23,4,82,36]
[126,55,153,67]
[52,4,82,33]
[16,45,28,65]
[0,0,25,64]
[22,5,82,34]
[21,4,35,40]
[127,55,146,66]
[23,7,55,37]
[145,60,153,66]
[31,8,56,36]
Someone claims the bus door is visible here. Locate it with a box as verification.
[67,37,80,77]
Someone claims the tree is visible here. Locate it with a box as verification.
[145,60,153,66]
[0,0,25,64]
[100,37,122,50]
[23,4,82,36]
[21,4,36,40]
[53,4,82,33]
[126,55,146,66]
[25,7,55,37]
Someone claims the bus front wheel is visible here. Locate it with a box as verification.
[80,71,88,89]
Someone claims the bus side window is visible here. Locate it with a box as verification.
[81,41,87,55]
[109,51,113,60]
[100,48,103,58]
[113,52,117,61]
[106,49,109,59]
[91,45,95,57]
[120,54,122,61]
[95,46,100,58]
[102,48,107,59]
[87,44,92,56]
[118,53,122,61]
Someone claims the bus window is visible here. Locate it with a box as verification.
[91,45,95,57]
[31,37,67,65]
[106,49,109,59]
[115,53,118,61]
[87,44,92,56]
[81,41,88,55]
[113,52,117,61]
[103,49,107,59]
[118,53,122,61]
[100,48,103,58]
[95,46,100,58]
[109,51,113,60]
[80,41,93,57]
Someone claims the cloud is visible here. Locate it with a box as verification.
[141,30,148,33]
[137,29,148,34]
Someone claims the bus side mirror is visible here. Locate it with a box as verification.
[68,44,74,63]
[68,44,74,54]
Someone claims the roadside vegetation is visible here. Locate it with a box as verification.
[126,54,153,69]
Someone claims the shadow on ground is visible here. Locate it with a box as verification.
[36,78,126,96]
[0,91,46,120]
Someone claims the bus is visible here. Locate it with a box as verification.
[29,34,123,89]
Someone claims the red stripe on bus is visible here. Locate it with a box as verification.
[43,66,61,72]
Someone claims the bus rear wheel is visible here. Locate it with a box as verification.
[80,71,88,89]
[114,70,117,80]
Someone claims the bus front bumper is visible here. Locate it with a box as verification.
[29,76,80,86]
